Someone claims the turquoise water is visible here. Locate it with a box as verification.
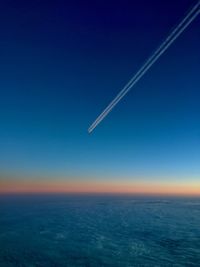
[0,194,200,266]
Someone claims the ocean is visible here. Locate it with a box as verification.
[0,194,200,266]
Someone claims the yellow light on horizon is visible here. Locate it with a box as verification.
[1,177,200,196]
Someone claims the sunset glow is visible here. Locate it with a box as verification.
[1,175,200,196]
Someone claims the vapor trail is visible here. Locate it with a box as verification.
[88,1,200,133]
[89,1,200,132]
[89,1,200,133]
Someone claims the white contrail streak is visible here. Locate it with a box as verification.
[89,1,200,133]
[88,1,200,133]
[89,1,200,132]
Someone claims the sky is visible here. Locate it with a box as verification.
[0,0,200,194]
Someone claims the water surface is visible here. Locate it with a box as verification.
[0,194,200,266]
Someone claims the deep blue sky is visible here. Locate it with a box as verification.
[0,0,199,181]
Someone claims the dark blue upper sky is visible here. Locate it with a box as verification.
[0,0,199,181]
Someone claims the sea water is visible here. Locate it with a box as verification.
[0,194,200,266]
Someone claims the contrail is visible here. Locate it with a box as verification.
[88,1,200,133]
[89,1,200,133]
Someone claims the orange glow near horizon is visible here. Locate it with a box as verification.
[1,176,200,196]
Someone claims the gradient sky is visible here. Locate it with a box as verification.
[0,0,200,193]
